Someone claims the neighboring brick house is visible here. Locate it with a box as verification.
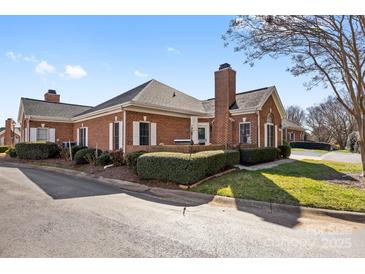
[282,118,306,142]
[17,63,286,153]
[0,118,21,146]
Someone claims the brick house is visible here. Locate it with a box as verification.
[17,64,286,154]
[0,118,21,146]
[282,118,306,142]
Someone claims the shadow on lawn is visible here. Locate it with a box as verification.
[14,160,360,228]
[201,160,359,228]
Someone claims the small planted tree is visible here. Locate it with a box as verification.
[224,16,365,174]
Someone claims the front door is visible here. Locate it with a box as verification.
[198,127,206,145]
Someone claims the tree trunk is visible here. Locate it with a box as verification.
[356,117,365,176]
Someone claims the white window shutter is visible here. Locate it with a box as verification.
[133,121,139,145]
[151,123,157,146]
[119,121,123,149]
[49,128,56,142]
[77,129,80,145]
[30,128,37,142]
[264,123,267,147]
[85,127,89,147]
[275,125,278,147]
[191,117,198,144]
[109,123,113,150]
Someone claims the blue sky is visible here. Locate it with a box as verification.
[0,16,332,125]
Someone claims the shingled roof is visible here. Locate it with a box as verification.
[20,98,92,120]
[202,87,274,115]
[282,118,305,131]
[75,79,206,117]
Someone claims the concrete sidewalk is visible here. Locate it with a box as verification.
[236,159,294,171]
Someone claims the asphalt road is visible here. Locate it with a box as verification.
[0,164,365,257]
[291,150,361,163]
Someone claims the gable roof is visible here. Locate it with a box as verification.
[74,79,206,118]
[20,98,92,121]
[202,86,277,115]
[282,118,305,131]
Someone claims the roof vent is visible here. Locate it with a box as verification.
[172,91,176,97]
[47,89,57,94]
[219,63,231,70]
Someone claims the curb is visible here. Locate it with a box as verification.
[2,160,365,223]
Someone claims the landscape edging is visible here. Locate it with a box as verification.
[2,161,365,223]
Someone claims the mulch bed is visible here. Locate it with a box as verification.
[0,156,181,189]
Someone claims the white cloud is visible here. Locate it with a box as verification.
[167,47,181,55]
[6,51,38,63]
[23,55,38,63]
[134,70,149,78]
[6,51,22,61]
[35,60,55,75]
[64,65,87,79]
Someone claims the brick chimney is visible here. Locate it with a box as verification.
[44,89,60,103]
[4,118,14,146]
[212,63,236,147]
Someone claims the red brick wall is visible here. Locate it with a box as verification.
[4,119,14,146]
[285,129,304,142]
[212,67,236,146]
[28,121,74,144]
[125,111,190,147]
[259,95,283,147]
[73,112,123,150]
[231,113,258,147]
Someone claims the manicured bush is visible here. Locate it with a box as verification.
[71,145,87,158]
[5,147,17,158]
[0,146,9,153]
[15,142,60,160]
[127,151,146,172]
[239,147,278,165]
[109,150,125,166]
[136,150,240,185]
[290,141,332,151]
[74,148,102,165]
[278,145,291,158]
[97,152,113,166]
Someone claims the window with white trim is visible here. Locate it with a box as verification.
[239,122,251,144]
[139,122,150,146]
[114,122,120,150]
[36,128,49,142]
[79,128,87,147]
[289,132,295,141]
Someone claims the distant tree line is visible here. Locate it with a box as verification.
[286,96,356,149]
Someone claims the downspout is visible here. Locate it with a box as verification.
[257,110,260,148]
[123,108,127,155]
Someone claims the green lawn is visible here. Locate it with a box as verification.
[291,148,329,154]
[192,160,365,212]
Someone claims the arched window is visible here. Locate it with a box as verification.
[266,112,275,147]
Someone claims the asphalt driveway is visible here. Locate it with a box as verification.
[0,163,364,257]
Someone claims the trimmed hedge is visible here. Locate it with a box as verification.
[6,147,17,158]
[15,142,60,160]
[278,145,291,158]
[0,146,9,153]
[240,147,278,165]
[71,145,87,158]
[97,153,112,166]
[137,150,240,185]
[74,148,102,165]
[127,151,146,172]
[290,141,332,151]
